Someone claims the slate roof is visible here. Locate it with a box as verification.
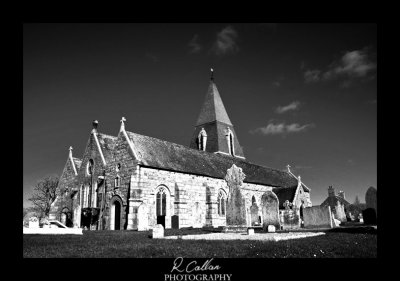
[273,187,298,208]
[72,157,82,169]
[97,133,117,164]
[196,81,233,126]
[127,131,298,188]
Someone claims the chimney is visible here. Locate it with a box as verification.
[338,190,345,199]
[328,186,335,197]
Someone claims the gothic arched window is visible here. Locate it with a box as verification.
[198,128,207,151]
[217,190,226,216]
[114,176,120,188]
[226,127,235,156]
[156,187,167,216]
[87,159,94,176]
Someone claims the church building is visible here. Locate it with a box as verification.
[49,70,312,230]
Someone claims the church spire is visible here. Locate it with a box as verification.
[189,70,245,159]
[195,70,232,126]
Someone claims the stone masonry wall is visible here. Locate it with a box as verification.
[132,166,273,229]
[49,157,77,222]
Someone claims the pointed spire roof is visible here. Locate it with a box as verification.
[196,72,232,126]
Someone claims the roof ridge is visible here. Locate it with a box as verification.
[126,130,286,173]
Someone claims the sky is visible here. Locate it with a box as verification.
[23,23,377,208]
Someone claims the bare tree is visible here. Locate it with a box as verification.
[28,175,59,219]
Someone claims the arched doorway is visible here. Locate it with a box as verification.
[110,196,122,230]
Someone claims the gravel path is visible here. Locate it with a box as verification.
[162,232,325,241]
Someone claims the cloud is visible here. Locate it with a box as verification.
[212,26,239,56]
[304,47,376,84]
[304,69,321,83]
[275,101,301,114]
[188,34,202,54]
[250,121,315,135]
[325,49,376,79]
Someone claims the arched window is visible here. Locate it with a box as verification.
[225,127,234,156]
[197,128,207,151]
[114,176,120,188]
[217,190,226,216]
[252,195,256,205]
[156,187,167,216]
[87,159,94,176]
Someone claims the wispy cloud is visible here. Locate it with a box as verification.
[275,101,302,114]
[304,69,321,83]
[304,47,376,85]
[272,75,284,87]
[250,121,315,136]
[188,34,202,54]
[211,26,239,56]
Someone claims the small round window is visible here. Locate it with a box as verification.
[87,159,94,175]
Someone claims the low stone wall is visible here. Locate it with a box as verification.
[303,205,333,229]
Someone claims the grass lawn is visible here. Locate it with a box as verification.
[23,227,377,258]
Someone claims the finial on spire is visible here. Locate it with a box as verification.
[92,120,98,129]
[287,164,291,172]
[210,68,214,81]
[298,175,301,183]
[69,146,73,157]
[120,117,126,132]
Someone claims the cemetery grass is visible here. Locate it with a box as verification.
[23,227,377,258]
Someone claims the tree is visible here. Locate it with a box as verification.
[353,195,361,206]
[28,175,59,219]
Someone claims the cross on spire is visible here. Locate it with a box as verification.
[286,164,291,172]
[69,146,73,156]
[120,117,126,132]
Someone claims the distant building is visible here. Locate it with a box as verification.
[49,71,313,230]
[320,186,350,222]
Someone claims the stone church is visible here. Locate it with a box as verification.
[49,71,312,230]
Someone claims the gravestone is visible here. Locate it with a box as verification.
[261,191,280,231]
[250,203,259,226]
[303,206,333,229]
[362,208,377,225]
[334,201,347,222]
[222,164,247,233]
[247,228,255,235]
[281,200,300,230]
[267,225,276,232]
[137,203,149,231]
[365,187,377,216]
[28,217,39,228]
[152,224,164,238]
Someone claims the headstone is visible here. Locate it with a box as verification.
[250,203,259,226]
[267,225,276,233]
[247,228,255,235]
[152,224,164,238]
[28,217,39,228]
[365,187,377,216]
[261,191,280,231]
[137,203,149,231]
[222,164,248,232]
[334,201,347,222]
[362,208,377,225]
[333,218,341,227]
[303,206,333,229]
[281,203,301,230]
